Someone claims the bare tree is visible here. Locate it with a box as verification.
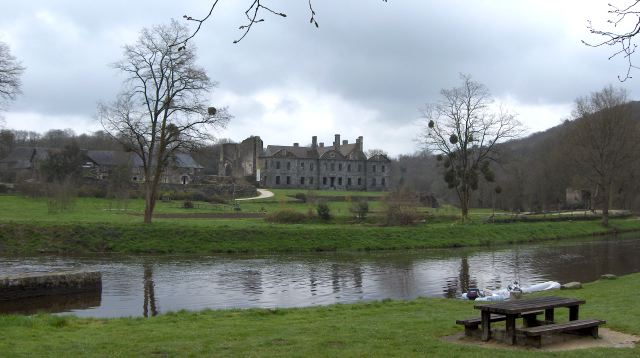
[366,148,388,158]
[0,41,25,121]
[180,1,389,45]
[420,74,523,220]
[98,20,230,223]
[584,1,640,81]
[568,86,638,226]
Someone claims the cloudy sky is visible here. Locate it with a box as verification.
[0,1,637,156]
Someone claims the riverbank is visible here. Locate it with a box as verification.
[2,218,640,254]
[1,273,639,356]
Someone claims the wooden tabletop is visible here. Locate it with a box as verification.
[474,296,585,315]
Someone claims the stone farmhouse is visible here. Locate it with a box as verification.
[0,147,203,185]
[219,134,391,191]
[83,150,204,185]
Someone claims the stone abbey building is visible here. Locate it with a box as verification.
[219,134,391,191]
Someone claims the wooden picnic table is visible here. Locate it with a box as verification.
[473,296,585,345]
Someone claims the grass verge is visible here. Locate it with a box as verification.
[1,218,639,255]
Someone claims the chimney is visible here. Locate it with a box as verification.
[319,142,324,148]
[311,136,317,149]
[357,136,364,151]
[342,140,348,145]
[334,134,341,149]
[293,143,299,147]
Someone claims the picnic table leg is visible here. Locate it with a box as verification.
[569,305,579,321]
[506,315,517,345]
[481,310,491,341]
[544,308,554,323]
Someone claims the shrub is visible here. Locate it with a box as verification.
[77,184,108,198]
[0,184,10,194]
[207,194,228,204]
[15,182,45,198]
[183,200,194,209]
[292,192,307,203]
[46,180,77,214]
[350,200,369,221]
[384,202,421,226]
[265,209,307,224]
[316,201,331,221]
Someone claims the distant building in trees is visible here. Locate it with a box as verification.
[0,147,203,185]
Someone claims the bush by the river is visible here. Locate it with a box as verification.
[265,209,308,224]
[316,201,331,221]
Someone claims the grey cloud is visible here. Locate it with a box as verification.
[1,1,638,155]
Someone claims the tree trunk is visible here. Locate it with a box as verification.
[601,186,610,227]
[460,188,470,221]
[143,181,158,224]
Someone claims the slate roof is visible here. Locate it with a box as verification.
[85,150,202,169]
[0,147,50,169]
[265,143,363,159]
[174,153,204,169]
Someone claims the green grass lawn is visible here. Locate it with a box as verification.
[1,273,639,357]
[2,193,639,255]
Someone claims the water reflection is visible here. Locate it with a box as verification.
[143,264,158,317]
[2,236,640,318]
[0,291,101,315]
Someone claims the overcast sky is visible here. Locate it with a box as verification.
[0,1,637,156]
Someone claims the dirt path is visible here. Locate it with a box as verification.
[443,328,639,352]
[236,189,274,201]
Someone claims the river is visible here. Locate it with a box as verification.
[1,236,640,318]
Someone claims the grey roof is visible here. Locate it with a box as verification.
[86,150,202,169]
[174,153,204,169]
[265,145,318,158]
[86,150,133,166]
[264,143,365,160]
[0,147,50,169]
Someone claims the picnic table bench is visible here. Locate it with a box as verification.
[464,296,605,347]
[518,319,605,348]
[456,310,543,337]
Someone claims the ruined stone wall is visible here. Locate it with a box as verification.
[0,271,102,301]
[219,136,263,184]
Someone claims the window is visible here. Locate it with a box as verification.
[338,163,342,171]
[371,178,376,186]
[330,163,335,171]
[265,161,268,169]
[338,177,343,185]
[324,163,327,170]
[276,161,281,169]
[286,176,291,184]
[373,165,377,173]
[310,163,314,170]
[276,176,281,184]
[300,177,305,185]
[382,178,386,186]
[310,177,314,184]
[347,178,352,186]
[287,162,291,170]
[323,177,327,185]
[382,165,386,173]
[263,176,267,184]
[357,178,362,185]
[301,162,305,169]
[358,164,362,172]
[347,164,351,172]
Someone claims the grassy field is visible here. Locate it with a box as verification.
[1,273,639,357]
[1,192,639,254]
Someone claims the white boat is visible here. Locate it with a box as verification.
[460,281,560,301]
